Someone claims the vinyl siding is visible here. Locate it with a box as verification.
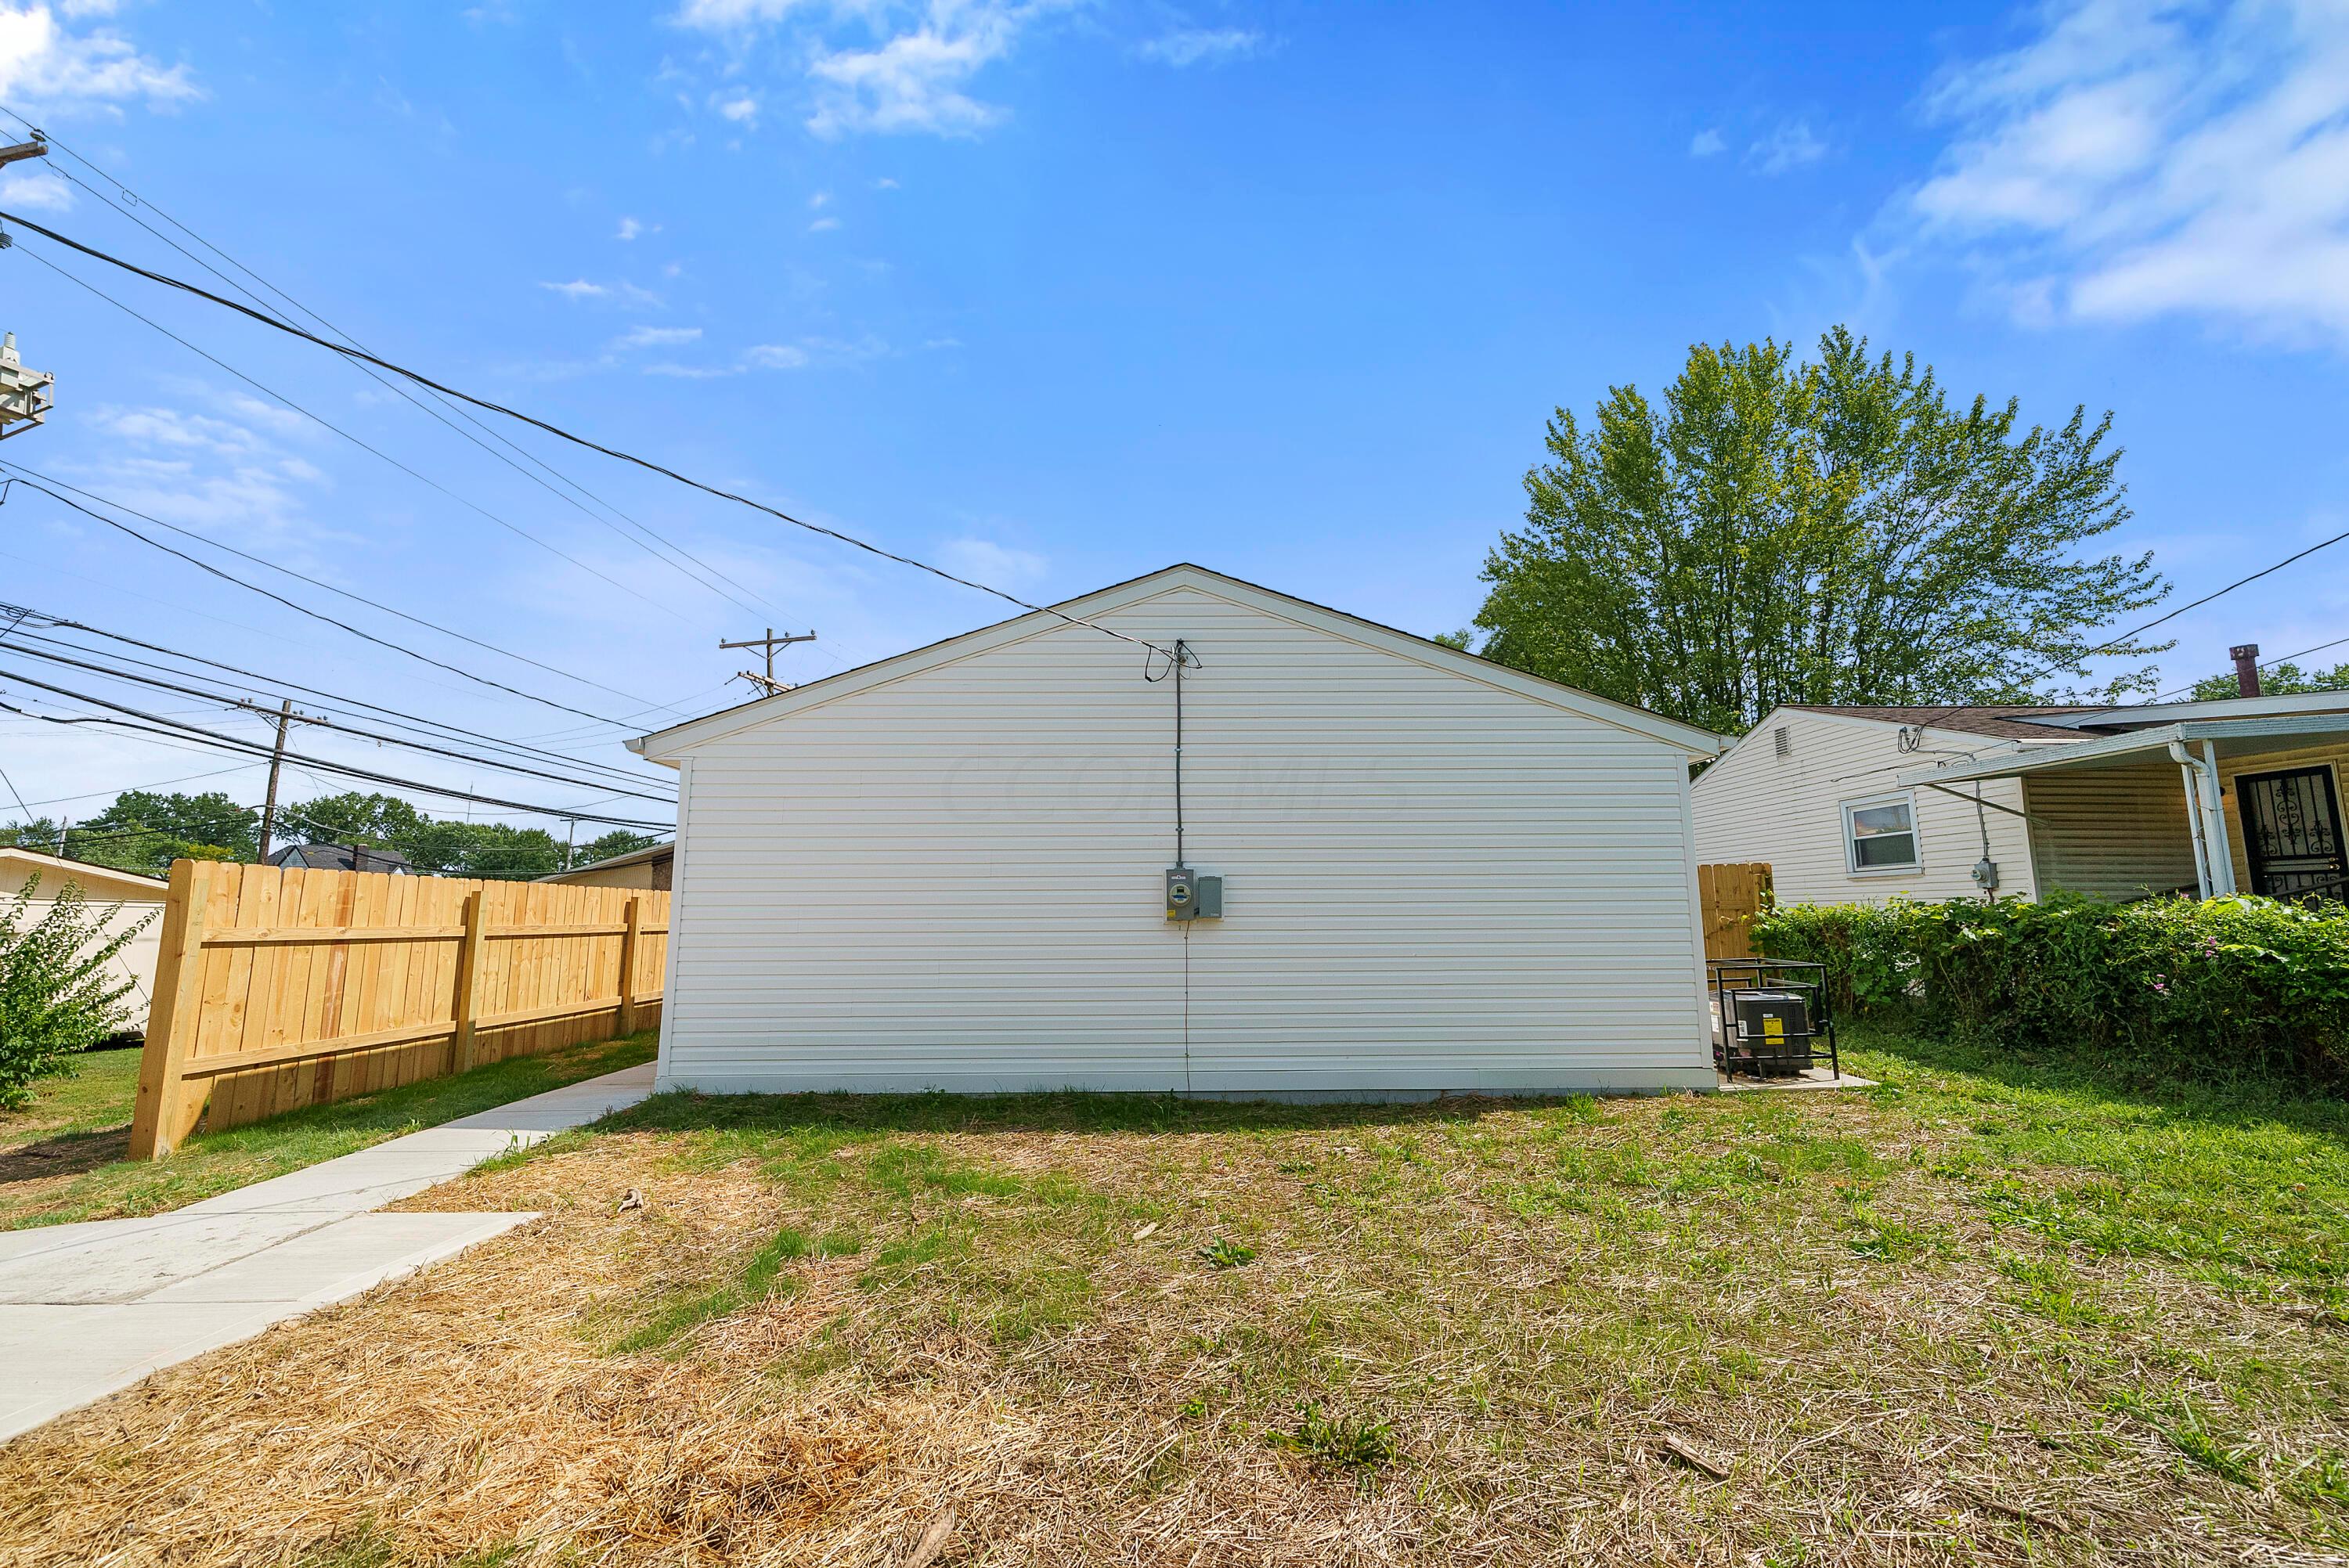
[1690,708,2038,906]
[2022,763,2198,899]
[655,582,1715,1097]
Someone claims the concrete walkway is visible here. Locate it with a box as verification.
[0,1062,655,1444]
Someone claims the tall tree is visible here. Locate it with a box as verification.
[1468,329,2168,734]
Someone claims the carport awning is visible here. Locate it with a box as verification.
[1896,712,2349,788]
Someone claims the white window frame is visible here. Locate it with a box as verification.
[1842,791,1922,875]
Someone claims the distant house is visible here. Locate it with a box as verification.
[1,847,168,1039]
[271,843,414,875]
[1692,690,2349,907]
[539,841,673,891]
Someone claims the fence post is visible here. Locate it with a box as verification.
[128,858,215,1159]
[450,889,487,1074]
[617,895,641,1036]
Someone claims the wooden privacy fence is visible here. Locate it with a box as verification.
[1698,862,1773,961]
[128,860,669,1159]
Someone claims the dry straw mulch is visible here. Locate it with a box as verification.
[4,1080,2347,1567]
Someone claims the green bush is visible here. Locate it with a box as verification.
[0,876,153,1108]
[1753,894,2349,1089]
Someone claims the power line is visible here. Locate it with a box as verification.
[0,468,672,728]
[1894,520,2349,738]
[0,667,673,828]
[0,206,1169,658]
[12,242,701,628]
[0,637,678,804]
[13,144,780,623]
[1,605,672,791]
[9,761,261,811]
[2152,632,2349,703]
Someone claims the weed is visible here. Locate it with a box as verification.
[1197,1237,1257,1270]
[1268,1401,1395,1478]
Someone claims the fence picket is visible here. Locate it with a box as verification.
[130,862,669,1156]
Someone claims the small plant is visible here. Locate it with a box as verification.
[1268,1401,1395,1478]
[0,875,151,1108]
[1196,1237,1256,1270]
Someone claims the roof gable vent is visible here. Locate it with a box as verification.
[1773,725,1792,758]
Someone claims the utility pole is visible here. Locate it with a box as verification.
[243,697,326,863]
[720,626,815,696]
[562,816,576,871]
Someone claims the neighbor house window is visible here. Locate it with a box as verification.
[1843,795,1920,873]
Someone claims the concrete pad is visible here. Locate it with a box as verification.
[0,1213,330,1305]
[149,1211,536,1305]
[1717,1067,1877,1093]
[0,1061,650,1446]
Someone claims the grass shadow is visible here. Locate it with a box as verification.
[1846,1019,2349,1148]
[601,1085,1604,1141]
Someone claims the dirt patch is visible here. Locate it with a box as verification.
[0,1126,129,1188]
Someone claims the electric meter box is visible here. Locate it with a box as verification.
[1164,867,1223,921]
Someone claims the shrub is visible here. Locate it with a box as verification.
[0,875,152,1108]
[1753,893,2349,1089]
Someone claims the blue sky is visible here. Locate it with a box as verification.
[2,0,2346,834]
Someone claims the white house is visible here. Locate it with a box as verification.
[1693,694,2349,907]
[629,564,1730,1099]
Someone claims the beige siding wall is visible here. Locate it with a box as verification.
[659,582,1715,1098]
[2216,740,2349,894]
[1691,708,2037,906]
[2022,762,2199,899]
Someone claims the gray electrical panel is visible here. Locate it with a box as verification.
[1165,867,1224,921]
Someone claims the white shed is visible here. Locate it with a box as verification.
[629,566,1729,1098]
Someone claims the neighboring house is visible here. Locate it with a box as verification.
[539,842,673,891]
[1,847,168,1039]
[1692,690,2349,907]
[270,843,414,874]
[629,564,1731,1098]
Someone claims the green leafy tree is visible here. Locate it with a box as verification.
[1468,329,2169,734]
[2187,660,2349,703]
[0,817,63,852]
[63,791,258,875]
[283,794,578,881]
[0,876,153,1106]
[577,829,659,866]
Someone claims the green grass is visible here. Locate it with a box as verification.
[23,1015,2349,1564]
[0,1031,658,1230]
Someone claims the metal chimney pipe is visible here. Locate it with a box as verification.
[2229,643,2261,698]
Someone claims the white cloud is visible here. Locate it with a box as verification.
[538,277,664,307]
[615,325,703,348]
[808,214,839,231]
[670,0,817,26]
[1137,27,1262,67]
[937,535,1045,586]
[715,91,760,124]
[0,2,196,110]
[615,215,649,240]
[1688,128,1725,157]
[872,175,899,189]
[808,189,832,208]
[1904,0,2349,347]
[742,342,810,369]
[1748,118,1827,174]
[806,9,1023,139]
[0,168,71,209]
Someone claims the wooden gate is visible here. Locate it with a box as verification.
[128,860,669,1159]
[1698,863,1773,961]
